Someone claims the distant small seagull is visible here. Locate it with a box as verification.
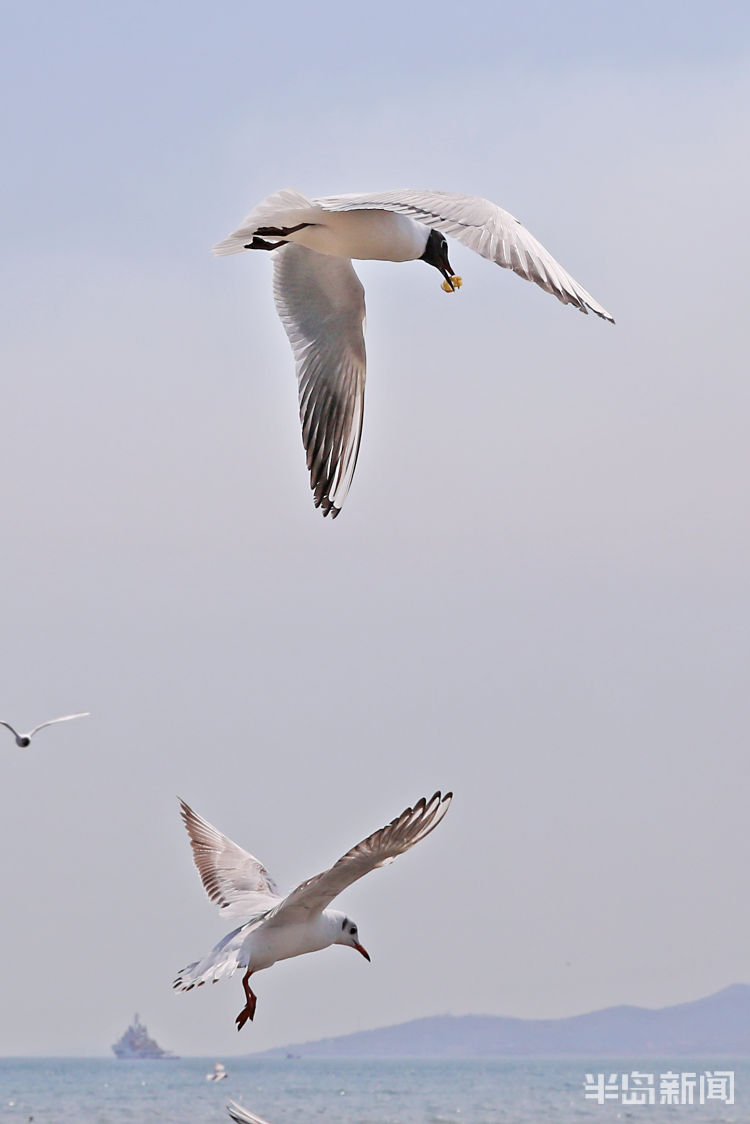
[226,1103,269,1124]
[0,712,90,748]
[215,187,614,517]
[174,790,452,1030]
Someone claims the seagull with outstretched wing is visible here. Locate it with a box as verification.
[215,186,614,517]
[0,712,90,748]
[174,790,452,1030]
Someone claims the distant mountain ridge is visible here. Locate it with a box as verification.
[255,984,750,1058]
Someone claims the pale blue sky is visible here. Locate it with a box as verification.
[1,0,749,1056]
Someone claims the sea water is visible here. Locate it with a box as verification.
[0,1057,746,1122]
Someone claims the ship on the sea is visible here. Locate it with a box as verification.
[112,1013,178,1059]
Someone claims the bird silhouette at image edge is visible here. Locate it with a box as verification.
[226,1103,271,1124]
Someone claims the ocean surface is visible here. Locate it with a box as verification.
[0,1057,746,1123]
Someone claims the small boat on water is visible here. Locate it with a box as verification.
[207,1062,228,1081]
[111,1013,178,1059]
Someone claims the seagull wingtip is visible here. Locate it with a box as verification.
[314,494,342,519]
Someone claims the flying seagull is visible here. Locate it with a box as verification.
[215,186,614,517]
[174,790,452,1030]
[0,712,90,747]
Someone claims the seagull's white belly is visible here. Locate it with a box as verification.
[290,209,428,263]
[242,915,334,972]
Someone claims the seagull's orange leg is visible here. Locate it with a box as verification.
[235,969,257,1031]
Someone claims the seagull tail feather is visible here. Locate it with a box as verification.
[172,923,248,991]
[213,187,314,256]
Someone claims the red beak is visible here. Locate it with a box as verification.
[353,942,371,962]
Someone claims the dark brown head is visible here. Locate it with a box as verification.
[420,229,457,288]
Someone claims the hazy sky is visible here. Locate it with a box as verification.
[1,0,749,1056]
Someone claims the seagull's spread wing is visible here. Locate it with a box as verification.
[0,721,20,739]
[179,801,283,919]
[316,189,613,322]
[268,791,452,924]
[273,243,366,518]
[26,712,90,737]
[226,1102,273,1124]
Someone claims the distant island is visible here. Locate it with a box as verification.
[112,1013,178,1060]
[254,984,750,1058]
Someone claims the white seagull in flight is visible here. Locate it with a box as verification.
[174,790,452,1030]
[215,186,614,517]
[0,712,90,747]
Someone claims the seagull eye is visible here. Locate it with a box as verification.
[350,927,356,935]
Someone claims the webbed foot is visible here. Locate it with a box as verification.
[235,990,257,1031]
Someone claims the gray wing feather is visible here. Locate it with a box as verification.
[179,800,282,919]
[268,791,452,923]
[272,243,366,518]
[316,189,614,322]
